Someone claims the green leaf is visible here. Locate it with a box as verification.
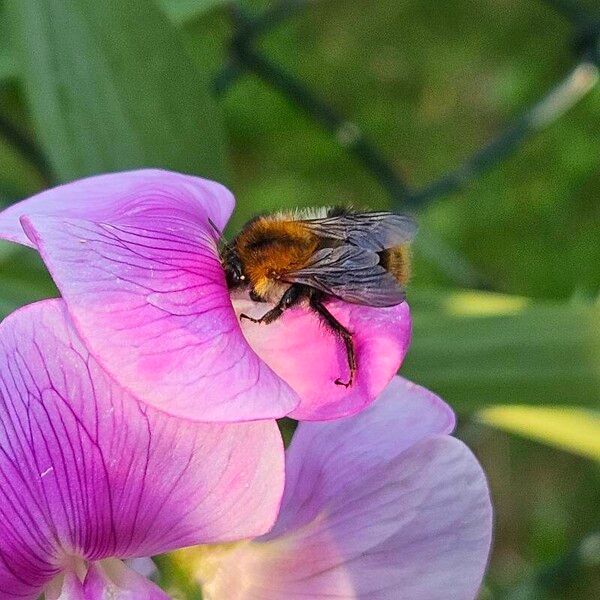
[7,0,226,182]
[0,243,57,318]
[155,552,203,599]
[0,52,17,82]
[159,0,227,24]
[402,289,600,411]
[0,2,17,81]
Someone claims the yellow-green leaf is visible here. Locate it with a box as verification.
[402,289,600,411]
[478,405,600,461]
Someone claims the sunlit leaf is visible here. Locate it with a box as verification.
[7,0,226,181]
[479,405,600,461]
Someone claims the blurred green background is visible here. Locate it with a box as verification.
[0,0,598,598]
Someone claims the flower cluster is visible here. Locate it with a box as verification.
[0,170,492,599]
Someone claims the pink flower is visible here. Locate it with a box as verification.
[185,377,493,600]
[0,300,284,599]
[0,170,411,422]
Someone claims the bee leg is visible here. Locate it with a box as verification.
[308,292,356,388]
[240,284,306,325]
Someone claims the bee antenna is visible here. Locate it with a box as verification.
[207,217,233,254]
[207,218,222,237]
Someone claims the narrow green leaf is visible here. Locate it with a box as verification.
[7,0,226,182]
[0,2,17,81]
[402,290,600,411]
[0,53,17,82]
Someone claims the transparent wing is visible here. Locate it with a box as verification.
[302,211,417,252]
[285,246,406,307]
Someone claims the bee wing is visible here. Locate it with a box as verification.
[302,212,417,252]
[285,246,406,307]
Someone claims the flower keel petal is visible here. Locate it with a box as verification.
[236,299,412,420]
[83,560,169,600]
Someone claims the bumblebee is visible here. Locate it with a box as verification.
[218,206,417,387]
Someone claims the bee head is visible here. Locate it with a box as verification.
[223,251,246,289]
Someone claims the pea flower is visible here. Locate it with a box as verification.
[0,170,411,422]
[180,377,493,600]
[0,299,284,599]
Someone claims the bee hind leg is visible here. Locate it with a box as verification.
[240,284,306,325]
[308,292,356,387]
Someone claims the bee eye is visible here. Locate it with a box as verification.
[225,260,245,288]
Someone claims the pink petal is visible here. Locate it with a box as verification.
[0,169,298,422]
[49,572,85,600]
[124,557,157,580]
[0,300,284,598]
[0,169,234,247]
[202,377,492,599]
[82,560,169,599]
[269,376,456,534]
[0,169,412,422]
[236,298,412,420]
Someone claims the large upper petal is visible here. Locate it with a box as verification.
[0,300,284,600]
[199,377,492,600]
[0,169,234,247]
[0,170,298,422]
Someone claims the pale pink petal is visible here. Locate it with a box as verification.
[0,169,298,421]
[50,573,85,600]
[124,557,157,580]
[82,560,169,599]
[0,300,284,598]
[269,376,456,534]
[202,378,492,600]
[236,298,412,420]
[0,169,233,247]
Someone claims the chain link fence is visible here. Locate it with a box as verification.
[215,0,599,211]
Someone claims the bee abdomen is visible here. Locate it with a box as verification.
[379,245,411,285]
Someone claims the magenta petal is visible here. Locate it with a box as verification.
[0,169,413,422]
[0,300,284,596]
[236,298,412,420]
[82,560,169,599]
[0,561,43,600]
[0,170,298,421]
[204,377,492,599]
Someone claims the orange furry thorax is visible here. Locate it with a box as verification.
[234,218,319,299]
